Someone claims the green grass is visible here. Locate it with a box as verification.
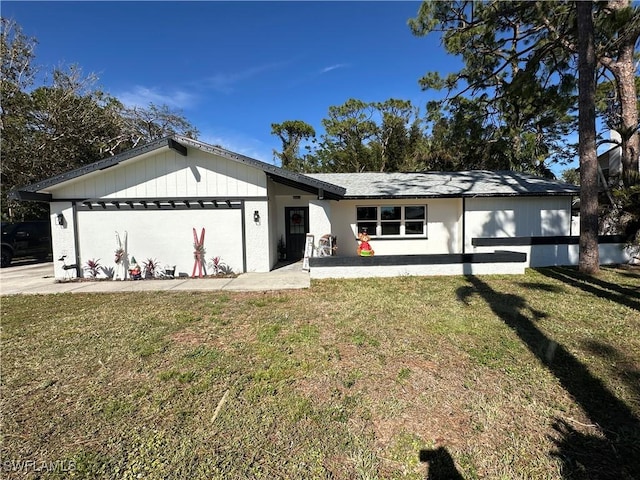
[1,266,639,479]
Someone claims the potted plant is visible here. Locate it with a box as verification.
[278,236,287,261]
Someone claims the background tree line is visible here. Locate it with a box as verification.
[1,18,199,221]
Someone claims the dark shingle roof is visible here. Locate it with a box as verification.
[11,135,577,203]
[306,171,578,198]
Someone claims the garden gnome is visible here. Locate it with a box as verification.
[357,231,374,256]
[129,257,142,280]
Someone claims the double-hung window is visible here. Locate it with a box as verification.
[356,205,427,237]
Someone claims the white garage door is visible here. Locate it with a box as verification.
[76,208,244,276]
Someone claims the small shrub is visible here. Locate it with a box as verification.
[84,258,101,278]
[208,256,233,276]
[143,258,160,278]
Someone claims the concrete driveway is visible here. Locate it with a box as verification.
[0,261,310,295]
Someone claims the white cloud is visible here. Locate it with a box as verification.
[203,62,288,94]
[320,63,348,74]
[117,86,197,110]
[200,130,276,165]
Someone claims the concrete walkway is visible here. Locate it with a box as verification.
[0,261,310,295]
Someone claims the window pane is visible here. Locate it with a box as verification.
[357,222,377,235]
[289,209,305,234]
[357,207,377,221]
[405,221,424,235]
[381,222,400,235]
[381,206,401,220]
[405,206,425,220]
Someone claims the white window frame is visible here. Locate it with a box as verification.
[356,205,428,238]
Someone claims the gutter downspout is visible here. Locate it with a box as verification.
[462,197,466,254]
[72,201,82,278]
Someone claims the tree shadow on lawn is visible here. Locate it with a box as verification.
[419,447,465,480]
[581,339,640,407]
[537,266,640,312]
[457,276,640,480]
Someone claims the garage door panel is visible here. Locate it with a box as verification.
[77,209,243,276]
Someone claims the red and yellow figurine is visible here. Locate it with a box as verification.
[357,231,374,256]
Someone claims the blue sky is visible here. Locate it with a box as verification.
[4,1,457,162]
[5,1,582,174]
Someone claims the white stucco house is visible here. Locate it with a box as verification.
[10,135,631,280]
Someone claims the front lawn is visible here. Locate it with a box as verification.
[1,267,639,479]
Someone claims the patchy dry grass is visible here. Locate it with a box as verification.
[1,266,639,479]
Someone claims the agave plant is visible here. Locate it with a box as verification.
[84,258,101,278]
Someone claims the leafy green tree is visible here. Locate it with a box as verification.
[271,120,316,171]
[118,103,199,152]
[0,18,39,219]
[0,18,200,220]
[409,1,577,176]
[409,1,638,177]
[561,168,580,185]
[307,98,426,173]
[374,99,415,171]
[319,99,378,172]
[404,118,431,171]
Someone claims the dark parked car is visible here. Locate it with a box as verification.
[1,221,52,267]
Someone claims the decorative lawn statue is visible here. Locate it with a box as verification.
[357,231,374,256]
[128,256,142,280]
[114,231,128,280]
[192,227,206,278]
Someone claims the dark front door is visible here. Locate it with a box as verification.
[285,207,309,261]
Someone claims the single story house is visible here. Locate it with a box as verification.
[10,135,631,280]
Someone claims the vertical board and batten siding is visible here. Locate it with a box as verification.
[465,196,573,267]
[465,196,572,244]
[49,147,268,199]
[328,198,463,256]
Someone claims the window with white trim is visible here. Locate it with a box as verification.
[356,205,427,237]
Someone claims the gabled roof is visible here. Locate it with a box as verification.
[11,136,578,203]
[307,171,579,198]
[9,136,346,201]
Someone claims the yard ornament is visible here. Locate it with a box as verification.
[357,231,374,256]
[128,257,142,280]
[113,231,128,280]
[192,227,207,278]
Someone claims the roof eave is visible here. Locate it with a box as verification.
[341,190,578,200]
[7,190,53,202]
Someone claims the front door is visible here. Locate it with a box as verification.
[285,207,309,261]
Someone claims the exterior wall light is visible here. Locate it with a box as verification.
[57,213,65,226]
[253,210,260,223]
